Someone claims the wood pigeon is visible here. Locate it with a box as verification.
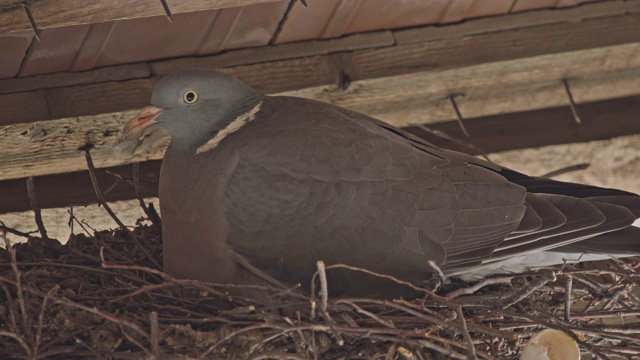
[120,69,640,295]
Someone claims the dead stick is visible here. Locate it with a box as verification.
[446,276,513,299]
[34,285,59,359]
[0,274,151,345]
[564,274,572,322]
[454,305,478,360]
[150,311,160,356]
[26,177,48,240]
[0,224,36,240]
[316,261,328,313]
[501,271,556,309]
[85,151,161,269]
[336,299,396,328]
[85,151,129,230]
[10,249,34,345]
[133,163,161,225]
[318,307,344,346]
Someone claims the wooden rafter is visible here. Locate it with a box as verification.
[2,1,640,126]
[0,0,283,33]
[2,40,640,182]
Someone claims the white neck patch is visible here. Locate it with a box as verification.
[195,102,262,155]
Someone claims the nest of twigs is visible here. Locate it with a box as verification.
[1,216,640,359]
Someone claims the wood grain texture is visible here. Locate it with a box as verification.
[0,4,30,33]
[394,0,628,44]
[0,161,161,214]
[284,42,640,127]
[0,63,151,95]
[0,0,284,33]
[352,10,640,82]
[3,8,640,126]
[3,40,640,181]
[151,31,395,76]
[165,0,283,14]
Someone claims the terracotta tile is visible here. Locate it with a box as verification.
[71,22,115,72]
[18,25,90,77]
[200,1,289,53]
[218,1,289,50]
[347,0,450,34]
[321,0,362,38]
[195,8,236,55]
[0,31,33,79]
[94,12,217,67]
[463,0,514,18]
[511,0,559,12]
[273,0,341,44]
[440,0,475,23]
[557,0,603,7]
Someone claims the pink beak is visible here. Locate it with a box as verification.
[123,105,164,137]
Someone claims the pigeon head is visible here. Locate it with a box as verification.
[122,69,263,152]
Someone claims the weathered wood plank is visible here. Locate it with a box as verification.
[0,31,393,95]
[166,0,284,16]
[3,41,640,181]
[0,161,161,215]
[0,63,151,95]
[0,109,161,181]
[353,10,640,82]
[0,91,49,125]
[394,0,628,44]
[3,9,640,127]
[285,42,640,127]
[0,0,283,33]
[46,78,159,121]
[151,31,395,76]
[402,95,640,156]
[0,4,30,33]
[2,95,640,214]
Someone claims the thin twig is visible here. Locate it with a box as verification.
[85,150,161,269]
[449,94,471,137]
[455,305,478,360]
[446,276,513,299]
[542,163,590,178]
[26,177,48,240]
[150,311,160,357]
[427,260,447,291]
[562,78,582,124]
[133,163,161,225]
[564,274,572,322]
[501,271,557,309]
[316,261,328,313]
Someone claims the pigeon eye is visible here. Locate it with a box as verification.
[183,90,199,104]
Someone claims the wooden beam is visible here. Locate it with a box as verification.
[4,0,631,96]
[0,161,161,215]
[3,7,640,126]
[0,0,284,34]
[2,95,640,214]
[402,95,640,155]
[0,63,151,95]
[2,40,640,180]
[288,42,640,127]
